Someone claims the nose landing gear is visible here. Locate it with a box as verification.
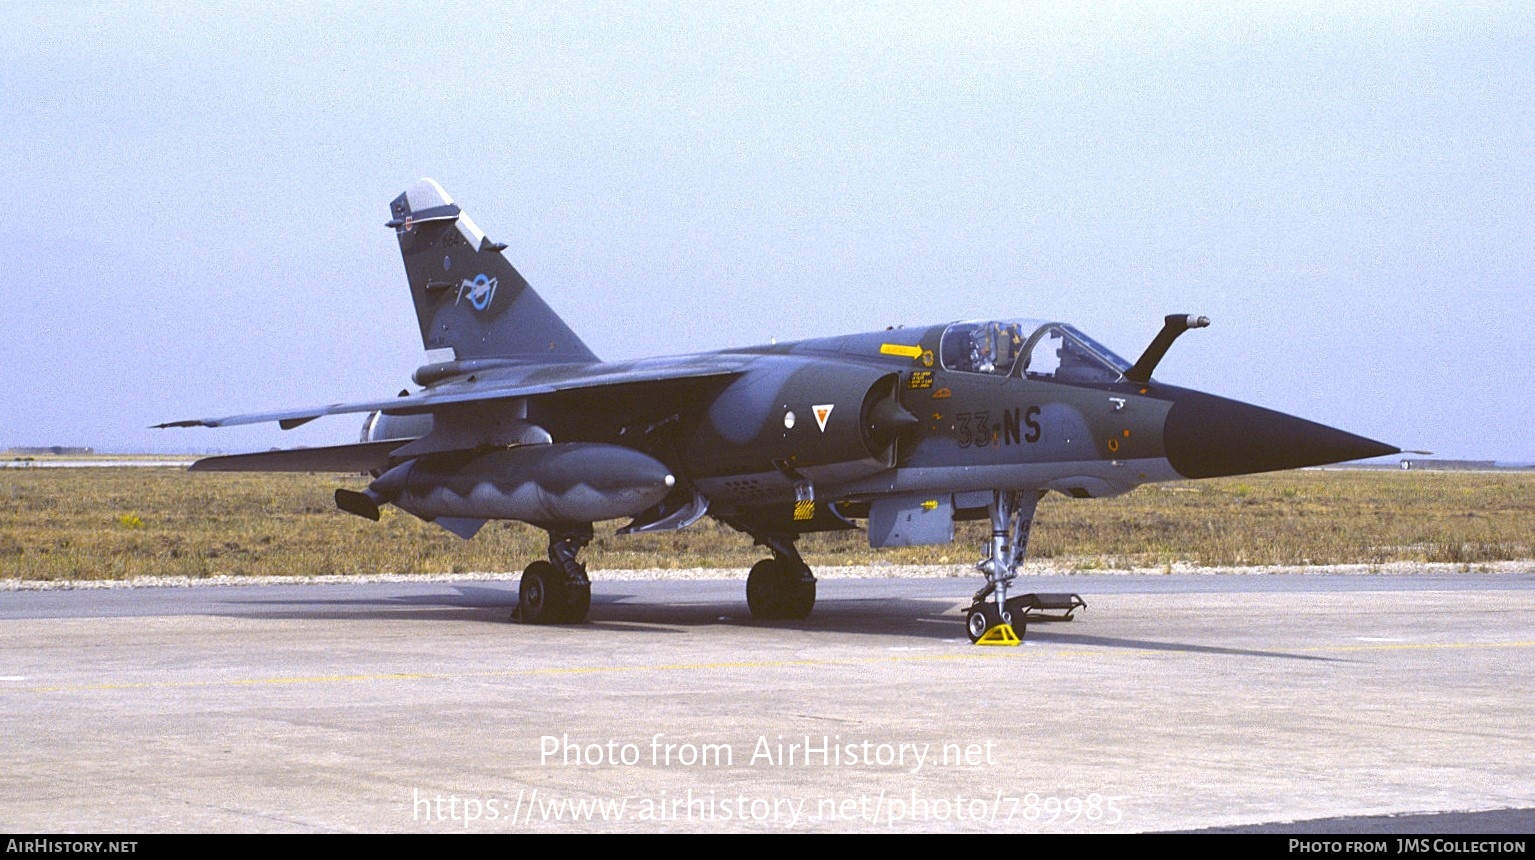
[965,490,1042,643]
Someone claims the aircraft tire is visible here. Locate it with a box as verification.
[746,559,816,620]
[746,559,785,619]
[966,603,1001,643]
[518,561,568,624]
[966,603,1023,642]
[998,599,1026,638]
[563,582,591,624]
[779,575,815,620]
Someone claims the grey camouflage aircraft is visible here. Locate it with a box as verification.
[161,179,1398,641]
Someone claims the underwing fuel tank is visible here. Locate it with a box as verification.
[371,443,676,524]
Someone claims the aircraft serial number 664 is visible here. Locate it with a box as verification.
[161,180,1397,642]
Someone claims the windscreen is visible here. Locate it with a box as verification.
[1023,325,1131,384]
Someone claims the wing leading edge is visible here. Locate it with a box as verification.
[188,439,410,473]
[156,360,747,431]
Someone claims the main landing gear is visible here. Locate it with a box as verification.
[514,524,594,624]
[965,490,1043,643]
[746,534,817,620]
[513,524,821,625]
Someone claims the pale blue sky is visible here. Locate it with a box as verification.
[3,3,1531,459]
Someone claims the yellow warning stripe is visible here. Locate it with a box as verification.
[879,343,923,358]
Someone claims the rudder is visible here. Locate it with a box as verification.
[388,179,598,363]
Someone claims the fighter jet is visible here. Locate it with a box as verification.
[160,179,1398,641]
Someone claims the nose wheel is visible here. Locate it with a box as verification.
[963,602,1013,641]
[965,603,999,643]
[964,602,1027,644]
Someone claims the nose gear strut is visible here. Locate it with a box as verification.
[966,489,1043,643]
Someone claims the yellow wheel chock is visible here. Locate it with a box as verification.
[974,623,1021,646]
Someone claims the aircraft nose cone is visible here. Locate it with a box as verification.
[1163,388,1399,479]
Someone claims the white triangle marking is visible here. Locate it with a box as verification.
[813,404,834,432]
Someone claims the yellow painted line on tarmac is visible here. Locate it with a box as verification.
[12,640,1535,695]
[12,651,1019,694]
[228,672,439,685]
[1306,640,1535,654]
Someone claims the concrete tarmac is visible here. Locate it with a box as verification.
[2,572,1532,833]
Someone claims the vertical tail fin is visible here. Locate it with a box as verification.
[388,179,598,363]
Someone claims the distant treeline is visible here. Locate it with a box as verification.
[7,447,95,456]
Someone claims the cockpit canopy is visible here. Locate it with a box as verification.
[940,319,1132,383]
[939,320,1030,376]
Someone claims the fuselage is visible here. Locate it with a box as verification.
[388,317,1394,527]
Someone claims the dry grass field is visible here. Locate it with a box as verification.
[1,467,1531,581]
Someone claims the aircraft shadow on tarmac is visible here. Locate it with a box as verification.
[221,585,1342,661]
